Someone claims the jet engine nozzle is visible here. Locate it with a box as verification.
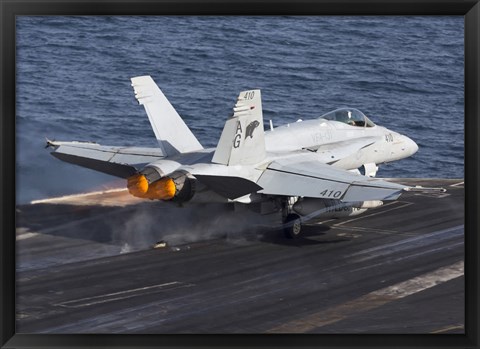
[126,169,195,202]
[148,177,177,200]
[127,173,149,197]
[164,170,196,202]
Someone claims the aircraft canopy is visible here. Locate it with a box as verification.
[320,108,375,128]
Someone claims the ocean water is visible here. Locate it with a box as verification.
[16,16,464,204]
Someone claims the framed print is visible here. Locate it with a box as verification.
[2,1,479,348]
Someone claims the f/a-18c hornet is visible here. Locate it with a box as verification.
[47,75,444,238]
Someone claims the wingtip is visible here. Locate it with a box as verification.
[45,137,56,149]
[404,186,447,193]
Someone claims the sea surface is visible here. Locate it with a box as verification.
[16,16,464,203]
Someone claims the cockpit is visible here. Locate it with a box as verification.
[319,108,375,128]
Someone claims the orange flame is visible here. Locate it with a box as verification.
[146,177,176,200]
[127,175,176,200]
[127,174,149,197]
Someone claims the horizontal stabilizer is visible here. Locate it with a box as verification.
[52,152,137,178]
[47,141,165,178]
[194,174,263,199]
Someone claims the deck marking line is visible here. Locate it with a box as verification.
[430,324,464,333]
[16,232,40,241]
[348,225,464,258]
[350,240,464,273]
[450,181,464,187]
[56,281,194,308]
[267,261,463,333]
[334,202,412,226]
[351,231,464,263]
[333,225,396,234]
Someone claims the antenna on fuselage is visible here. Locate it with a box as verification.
[269,119,274,131]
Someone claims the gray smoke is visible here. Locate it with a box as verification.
[108,201,279,252]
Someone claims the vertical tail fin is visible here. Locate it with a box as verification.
[212,90,266,166]
[131,76,203,156]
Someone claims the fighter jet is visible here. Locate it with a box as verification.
[46,75,443,238]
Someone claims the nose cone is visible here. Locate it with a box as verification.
[403,135,419,156]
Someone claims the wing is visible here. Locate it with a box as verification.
[47,140,165,178]
[256,153,407,201]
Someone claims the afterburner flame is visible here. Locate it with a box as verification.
[127,174,149,197]
[147,177,176,200]
[127,174,176,200]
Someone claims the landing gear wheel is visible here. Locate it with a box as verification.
[283,213,302,239]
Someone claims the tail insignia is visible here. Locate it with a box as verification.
[245,120,260,139]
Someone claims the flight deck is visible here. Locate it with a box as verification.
[15,179,464,334]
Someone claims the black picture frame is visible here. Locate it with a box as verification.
[2,1,479,348]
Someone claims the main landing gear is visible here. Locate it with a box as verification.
[283,213,302,239]
[281,196,302,239]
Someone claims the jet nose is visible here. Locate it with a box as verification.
[403,135,418,156]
